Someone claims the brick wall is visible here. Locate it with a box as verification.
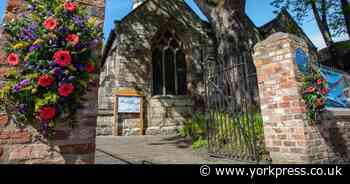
[254,32,350,164]
[0,0,105,164]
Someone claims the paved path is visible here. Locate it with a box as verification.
[95,135,250,164]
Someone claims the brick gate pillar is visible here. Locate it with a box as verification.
[253,32,315,164]
[254,32,350,164]
[0,0,105,164]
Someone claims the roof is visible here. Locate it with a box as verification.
[259,9,317,50]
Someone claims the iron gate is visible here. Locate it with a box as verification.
[203,46,266,162]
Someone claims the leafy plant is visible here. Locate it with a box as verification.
[210,110,265,152]
[192,138,208,150]
[180,113,208,150]
[181,109,266,154]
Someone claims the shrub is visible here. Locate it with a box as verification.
[181,109,266,153]
[180,113,208,150]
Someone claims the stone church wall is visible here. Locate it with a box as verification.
[97,0,215,136]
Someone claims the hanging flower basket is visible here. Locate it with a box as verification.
[301,66,329,124]
[0,0,102,139]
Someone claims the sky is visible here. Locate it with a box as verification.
[0,0,349,49]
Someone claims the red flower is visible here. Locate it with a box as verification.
[320,88,329,95]
[306,86,315,93]
[64,2,77,12]
[316,98,325,107]
[316,79,324,85]
[39,106,56,121]
[44,17,58,31]
[65,34,80,45]
[38,75,54,88]
[53,50,72,67]
[58,83,75,97]
[7,53,19,66]
[86,63,95,73]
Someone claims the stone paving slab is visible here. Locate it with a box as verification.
[95,135,251,164]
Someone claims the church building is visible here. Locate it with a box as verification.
[97,0,315,136]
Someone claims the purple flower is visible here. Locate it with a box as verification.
[89,39,100,49]
[20,79,30,86]
[30,23,38,29]
[75,64,85,72]
[27,4,36,12]
[53,67,63,76]
[20,26,38,41]
[73,15,84,28]
[59,27,69,34]
[29,44,40,52]
[19,104,28,114]
[12,84,22,93]
[75,43,83,49]
[41,121,49,137]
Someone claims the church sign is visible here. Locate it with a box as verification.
[113,88,145,136]
[118,96,141,113]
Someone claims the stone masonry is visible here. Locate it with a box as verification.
[254,32,350,164]
[98,0,214,136]
[0,0,105,164]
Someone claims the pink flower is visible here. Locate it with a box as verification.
[38,75,54,88]
[39,106,56,121]
[65,34,80,45]
[44,17,58,31]
[86,63,95,73]
[316,79,324,85]
[58,83,75,97]
[320,88,329,95]
[53,50,72,67]
[64,2,77,12]
[7,53,19,66]
[306,86,315,93]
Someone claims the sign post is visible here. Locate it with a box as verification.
[113,88,145,136]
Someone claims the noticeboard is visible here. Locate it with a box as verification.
[113,88,145,136]
[118,96,141,113]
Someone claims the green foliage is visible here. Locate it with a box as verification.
[181,109,265,153]
[192,138,208,150]
[180,113,208,149]
[211,110,264,148]
[271,0,348,38]
[180,113,207,136]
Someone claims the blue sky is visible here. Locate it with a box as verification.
[0,0,349,49]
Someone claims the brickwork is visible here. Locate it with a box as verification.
[254,32,350,164]
[0,0,104,164]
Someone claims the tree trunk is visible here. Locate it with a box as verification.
[310,1,334,47]
[310,1,341,67]
[320,0,332,38]
[340,0,350,36]
[194,0,258,103]
[194,0,249,66]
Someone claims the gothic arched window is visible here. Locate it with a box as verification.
[152,30,187,96]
